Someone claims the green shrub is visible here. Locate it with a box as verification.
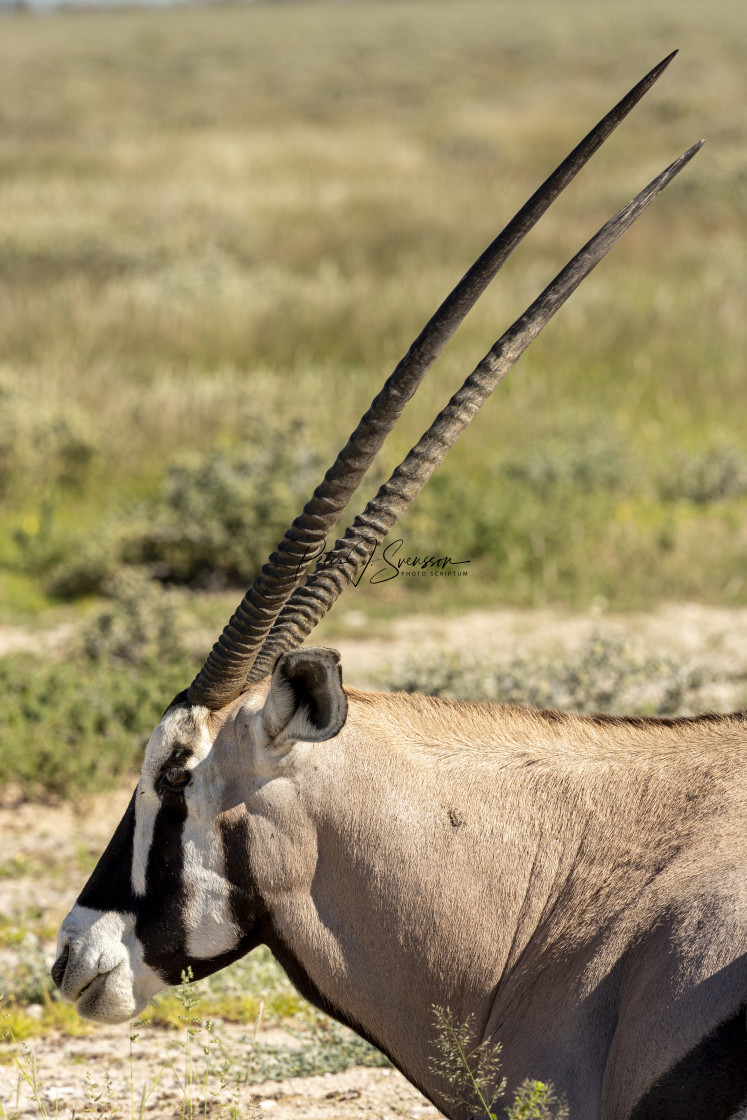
[11,504,74,580]
[396,433,634,607]
[2,934,55,1006]
[502,434,630,496]
[382,632,707,717]
[0,373,98,501]
[81,568,190,666]
[0,653,190,800]
[45,417,323,598]
[0,575,196,799]
[657,444,747,504]
[45,538,122,600]
[122,416,322,587]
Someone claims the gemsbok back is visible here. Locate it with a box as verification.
[54,55,746,1120]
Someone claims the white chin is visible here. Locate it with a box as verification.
[75,968,145,1025]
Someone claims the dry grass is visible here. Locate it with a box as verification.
[0,0,745,615]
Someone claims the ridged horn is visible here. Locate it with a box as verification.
[188,52,680,709]
[248,141,703,682]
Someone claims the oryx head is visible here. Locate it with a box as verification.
[53,53,700,1023]
[52,647,347,1023]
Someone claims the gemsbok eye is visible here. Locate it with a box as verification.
[162,767,191,790]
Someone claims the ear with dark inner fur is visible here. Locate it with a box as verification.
[262,648,348,744]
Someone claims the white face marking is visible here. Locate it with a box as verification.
[59,701,248,1025]
[56,906,163,1024]
[132,779,156,897]
[183,812,241,959]
[133,703,241,959]
[131,704,212,898]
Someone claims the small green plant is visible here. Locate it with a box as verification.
[171,967,203,1119]
[0,1014,59,1120]
[429,1006,568,1120]
[128,1018,166,1120]
[429,1006,506,1118]
[507,1080,569,1120]
[168,967,254,1120]
[82,1068,114,1118]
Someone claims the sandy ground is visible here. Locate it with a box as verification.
[2,1028,442,1119]
[3,603,747,1117]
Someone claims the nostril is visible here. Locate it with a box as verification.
[51,944,70,990]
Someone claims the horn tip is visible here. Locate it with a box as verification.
[642,49,678,84]
[681,139,706,160]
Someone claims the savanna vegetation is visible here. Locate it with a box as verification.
[0,0,744,789]
[1,0,745,794]
[0,2,745,1109]
[0,0,745,625]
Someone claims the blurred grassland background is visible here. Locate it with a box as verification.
[0,0,746,797]
[0,0,745,621]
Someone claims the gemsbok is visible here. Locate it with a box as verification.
[53,54,744,1120]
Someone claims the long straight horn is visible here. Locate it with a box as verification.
[248,140,703,681]
[187,53,678,709]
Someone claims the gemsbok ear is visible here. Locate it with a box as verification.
[261,648,348,746]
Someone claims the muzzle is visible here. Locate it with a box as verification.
[53,906,163,1024]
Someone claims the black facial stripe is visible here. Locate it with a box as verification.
[74,782,192,985]
[136,790,190,984]
[72,775,269,989]
[221,814,269,938]
[175,815,270,983]
[77,789,139,912]
[75,788,420,1100]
